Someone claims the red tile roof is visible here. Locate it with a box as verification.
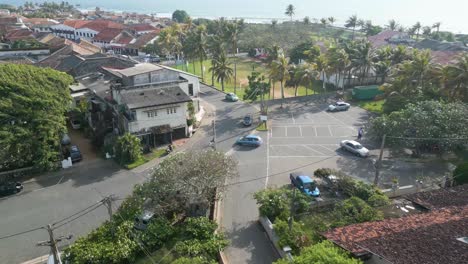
[114,31,135,45]
[127,30,159,49]
[63,19,124,32]
[93,28,123,42]
[368,30,406,48]
[127,23,156,32]
[431,50,465,65]
[5,29,33,41]
[324,185,468,264]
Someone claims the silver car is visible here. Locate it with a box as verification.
[340,140,369,157]
[328,101,350,112]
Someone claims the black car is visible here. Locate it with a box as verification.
[70,145,82,162]
[242,115,253,126]
[0,182,23,197]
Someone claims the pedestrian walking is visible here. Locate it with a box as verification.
[357,127,363,140]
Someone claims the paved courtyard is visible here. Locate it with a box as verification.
[264,99,451,188]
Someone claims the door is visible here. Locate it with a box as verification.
[188,84,194,96]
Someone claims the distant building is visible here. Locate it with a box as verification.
[367,30,414,49]
[50,19,124,41]
[23,18,59,33]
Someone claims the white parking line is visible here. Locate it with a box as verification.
[270,155,333,158]
[303,145,328,156]
[327,125,333,137]
[265,129,270,188]
[314,127,318,137]
[299,126,303,137]
[285,126,287,137]
[291,112,295,123]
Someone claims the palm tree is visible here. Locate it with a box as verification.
[285,4,295,21]
[357,19,366,32]
[386,19,398,31]
[271,53,290,107]
[210,52,233,91]
[191,25,208,82]
[320,18,328,26]
[345,15,358,40]
[287,64,301,96]
[432,22,441,34]
[303,16,310,25]
[446,53,468,100]
[299,63,319,96]
[266,45,283,99]
[349,40,375,85]
[422,26,432,38]
[326,46,350,90]
[208,35,225,86]
[328,17,336,26]
[413,22,422,39]
[314,54,329,91]
[271,19,278,28]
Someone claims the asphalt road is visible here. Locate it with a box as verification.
[199,85,279,264]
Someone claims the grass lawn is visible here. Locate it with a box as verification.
[356,99,385,114]
[124,148,167,169]
[256,122,268,131]
[172,58,326,101]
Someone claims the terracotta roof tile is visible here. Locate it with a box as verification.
[127,23,156,32]
[324,186,468,264]
[127,30,159,49]
[93,28,122,42]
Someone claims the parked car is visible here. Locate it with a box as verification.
[70,119,81,130]
[236,134,262,147]
[61,133,71,145]
[134,210,155,230]
[290,172,320,197]
[225,93,239,102]
[328,101,350,112]
[242,115,253,126]
[0,182,23,197]
[69,145,82,162]
[340,140,369,157]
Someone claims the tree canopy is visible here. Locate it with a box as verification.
[0,64,73,171]
[172,10,190,23]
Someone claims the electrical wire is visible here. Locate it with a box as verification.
[52,200,105,227]
[0,226,45,240]
[386,135,468,140]
[52,203,104,230]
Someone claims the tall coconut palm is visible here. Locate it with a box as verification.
[413,22,422,39]
[271,53,291,107]
[386,19,398,31]
[314,54,329,91]
[446,53,468,100]
[320,18,328,26]
[357,19,366,32]
[285,4,295,21]
[422,26,432,38]
[345,15,358,40]
[432,22,441,34]
[299,63,319,96]
[208,35,225,86]
[190,25,208,82]
[266,45,283,99]
[303,16,310,25]
[210,52,233,91]
[328,17,336,26]
[326,46,350,90]
[349,41,375,85]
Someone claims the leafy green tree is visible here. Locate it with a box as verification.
[209,52,233,91]
[274,219,312,254]
[274,240,362,264]
[244,71,270,102]
[172,257,216,264]
[289,40,314,64]
[137,217,175,249]
[254,187,311,222]
[368,101,468,153]
[303,16,310,25]
[333,197,383,227]
[413,22,422,39]
[0,64,73,171]
[345,15,358,39]
[172,10,190,23]
[285,4,295,21]
[298,63,319,96]
[328,17,337,26]
[115,133,142,165]
[386,19,399,31]
[271,53,291,107]
[453,162,468,185]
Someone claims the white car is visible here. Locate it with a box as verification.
[340,140,369,157]
[328,101,350,112]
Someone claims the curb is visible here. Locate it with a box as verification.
[20,255,48,264]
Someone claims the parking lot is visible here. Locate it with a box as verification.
[264,99,451,188]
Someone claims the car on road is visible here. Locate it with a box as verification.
[0,182,23,196]
[70,118,81,130]
[225,93,239,102]
[328,101,350,112]
[290,172,320,197]
[236,134,262,147]
[242,115,253,126]
[340,140,369,157]
[70,145,82,162]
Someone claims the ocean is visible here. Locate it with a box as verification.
[5,0,467,33]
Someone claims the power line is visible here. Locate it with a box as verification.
[386,135,468,140]
[52,200,104,227]
[0,226,45,240]
[52,203,104,230]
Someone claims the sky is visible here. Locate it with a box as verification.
[5,0,468,33]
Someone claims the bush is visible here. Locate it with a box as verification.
[254,188,311,222]
[367,193,390,207]
[274,219,311,255]
[453,162,468,185]
[314,168,334,178]
[115,133,143,165]
[138,217,175,249]
[336,174,380,202]
[332,197,383,227]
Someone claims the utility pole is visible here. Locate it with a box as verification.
[288,187,296,232]
[102,195,116,221]
[374,134,387,186]
[234,62,237,94]
[37,225,73,264]
[211,119,216,150]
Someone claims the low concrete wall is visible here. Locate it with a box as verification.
[259,216,293,260]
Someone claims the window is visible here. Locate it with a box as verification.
[147,110,157,118]
[188,84,194,96]
[167,107,177,114]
